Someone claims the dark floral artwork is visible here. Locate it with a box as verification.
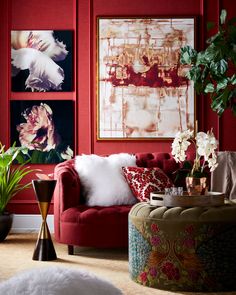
[97,18,195,139]
[11,100,74,164]
[11,30,73,92]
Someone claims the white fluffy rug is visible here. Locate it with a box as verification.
[0,266,123,295]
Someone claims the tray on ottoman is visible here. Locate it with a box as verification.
[163,191,225,207]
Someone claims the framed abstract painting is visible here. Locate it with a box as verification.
[10,100,74,164]
[97,17,196,139]
[11,30,73,92]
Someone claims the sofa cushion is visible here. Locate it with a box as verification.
[61,205,133,248]
[61,205,132,224]
[75,153,137,206]
[122,166,173,202]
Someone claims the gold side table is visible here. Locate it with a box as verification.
[32,179,57,261]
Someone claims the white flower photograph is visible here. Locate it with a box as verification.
[11,30,73,92]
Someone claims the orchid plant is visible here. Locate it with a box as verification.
[171,129,218,178]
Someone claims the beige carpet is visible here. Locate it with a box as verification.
[0,233,235,295]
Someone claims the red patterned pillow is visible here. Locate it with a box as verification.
[122,167,173,202]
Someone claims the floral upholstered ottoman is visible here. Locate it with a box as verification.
[129,202,236,292]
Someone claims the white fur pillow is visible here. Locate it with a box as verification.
[75,153,137,206]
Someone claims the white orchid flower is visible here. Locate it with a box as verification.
[196,130,218,163]
[207,149,218,172]
[171,129,193,162]
[171,128,218,175]
[11,30,68,92]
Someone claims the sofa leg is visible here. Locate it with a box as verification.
[68,245,74,255]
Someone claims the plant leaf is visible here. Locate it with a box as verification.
[194,80,206,94]
[0,158,34,214]
[45,149,61,164]
[201,67,210,82]
[204,83,215,93]
[180,46,197,64]
[220,9,227,25]
[216,77,228,91]
[187,66,202,82]
[210,59,228,76]
[196,51,208,65]
[179,9,236,116]
[31,150,46,164]
[206,32,222,45]
[230,74,236,85]
[211,88,231,115]
[204,44,221,61]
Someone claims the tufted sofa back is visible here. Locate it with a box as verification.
[135,152,179,180]
[54,152,195,196]
[135,152,195,184]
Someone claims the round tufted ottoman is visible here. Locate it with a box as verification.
[129,201,236,292]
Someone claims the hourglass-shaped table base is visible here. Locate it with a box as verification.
[32,180,57,261]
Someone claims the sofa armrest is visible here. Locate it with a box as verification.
[54,159,81,241]
[54,159,81,213]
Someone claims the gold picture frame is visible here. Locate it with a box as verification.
[97,17,196,140]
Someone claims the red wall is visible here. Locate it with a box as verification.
[0,0,235,214]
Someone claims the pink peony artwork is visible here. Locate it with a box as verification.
[11,100,74,164]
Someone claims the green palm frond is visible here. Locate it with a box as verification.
[0,143,34,214]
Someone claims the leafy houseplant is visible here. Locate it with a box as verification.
[0,143,34,241]
[180,9,236,116]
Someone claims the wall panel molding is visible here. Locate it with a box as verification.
[11,214,54,233]
[0,0,11,144]
[78,0,92,154]
[201,0,221,145]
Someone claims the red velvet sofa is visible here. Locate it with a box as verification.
[53,152,193,254]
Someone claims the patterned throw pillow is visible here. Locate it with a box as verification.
[122,166,173,202]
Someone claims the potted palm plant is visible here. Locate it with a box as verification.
[180,9,236,116]
[0,143,33,241]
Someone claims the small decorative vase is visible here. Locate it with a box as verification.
[185,176,208,196]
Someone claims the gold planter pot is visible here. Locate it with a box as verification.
[185,176,208,196]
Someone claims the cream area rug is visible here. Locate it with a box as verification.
[0,233,236,295]
[0,266,122,295]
